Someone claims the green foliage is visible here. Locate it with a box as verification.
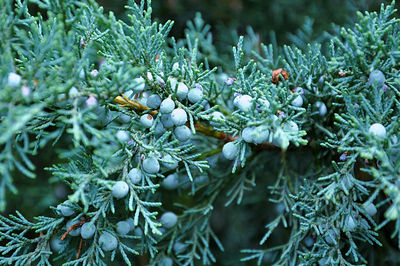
[1,0,400,265]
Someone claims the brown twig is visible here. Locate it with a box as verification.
[76,237,83,259]
[61,220,86,240]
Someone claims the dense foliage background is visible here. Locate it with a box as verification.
[2,0,400,265]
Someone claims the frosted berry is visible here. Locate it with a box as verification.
[86,95,97,107]
[143,157,160,174]
[324,229,336,245]
[161,113,174,128]
[369,123,386,138]
[128,168,142,184]
[364,203,377,216]
[174,125,192,142]
[65,220,81,237]
[210,111,225,127]
[160,97,175,113]
[158,257,173,266]
[133,77,146,92]
[172,62,180,71]
[235,95,253,112]
[345,215,356,231]
[116,221,130,235]
[8,72,22,88]
[154,121,166,136]
[90,69,98,77]
[134,227,143,236]
[315,101,327,116]
[368,70,385,88]
[68,87,79,98]
[176,82,188,100]
[222,142,238,160]
[126,218,135,232]
[116,130,130,143]
[140,114,154,128]
[50,236,67,252]
[160,211,178,228]
[257,98,270,110]
[147,94,162,109]
[99,232,118,251]
[251,126,269,144]
[162,154,178,169]
[173,242,187,254]
[81,223,96,239]
[112,181,129,199]
[162,173,180,190]
[304,237,314,247]
[225,77,235,86]
[188,88,203,103]
[242,127,255,143]
[283,121,299,132]
[57,201,75,217]
[171,108,188,126]
[291,95,303,107]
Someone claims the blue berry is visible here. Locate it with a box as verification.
[140,114,154,128]
[364,203,377,216]
[143,157,160,174]
[133,77,145,93]
[81,223,96,239]
[147,94,162,109]
[66,220,81,237]
[160,212,178,228]
[57,201,75,216]
[188,88,203,103]
[99,232,118,251]
[168,77,178,90]
[173,242,187,254]
[174,125,192,142]
[128,168,142,184]
[116,221,130,235]
[235,95,253,112]
[315,101,327,116]
[171,108,188,126]
[116,130,130,142]
[8,72,22,88]
[119,114,131,123]
[283,121,299,132]
[345,215,356,231]
[134,227,143,236]
[225,77,235,86]
[222,142,238,160]
[158,257,173,266]
[154,121,166,136]
[210,111,225,126]
[272,129,290,150]
[369,123,386,138]
[68,87,79,98]
[291,95,303,107]
[50,236,67,252]
[368,70,385,88]
[162,173,180,190]
[161,113,174,128]
[112,181,129,199]
[251,126,269,144]
[324,229,336,245]
[160,98,175,113]
[176,82,188,100]
[126,218,135,232]
[242,127,255,143]
[304,237,314,247]
[161,154,178,169]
